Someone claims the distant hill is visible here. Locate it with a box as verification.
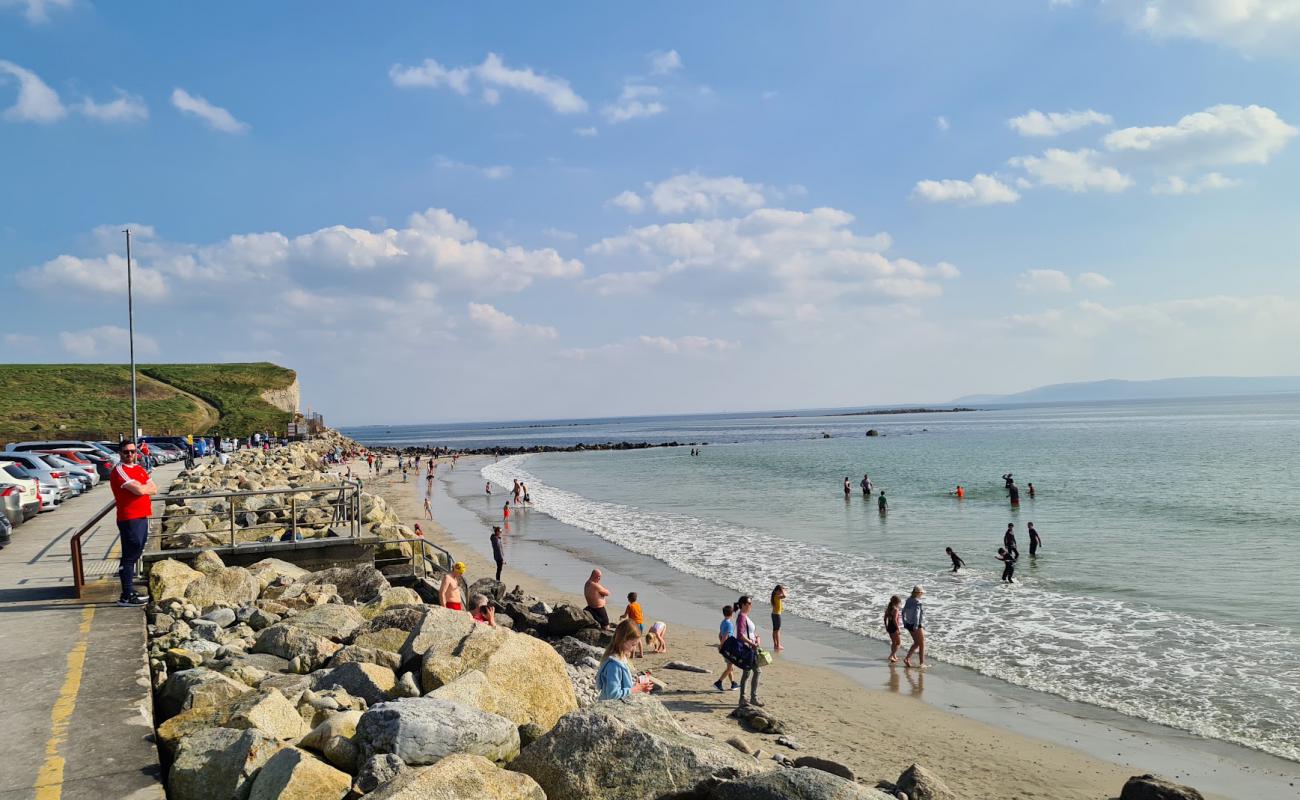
[0,362,297,443]
[954,376,1300,405]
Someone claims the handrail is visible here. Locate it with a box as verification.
[69,500,117,599]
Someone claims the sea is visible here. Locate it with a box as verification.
[343,394,1300,765]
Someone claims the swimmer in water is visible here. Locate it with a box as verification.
[945,547,965,572]
[860,474,872,496]
[1002,473,1015,488]
[951,485,965,499]
[996,547,1017,583]
[1028,482,1036,498]
[1008,482,1020,506]
[878,491,888,512]
[843,477,851,498]
[1028,522,1042,556]
[1003,523,1019,559]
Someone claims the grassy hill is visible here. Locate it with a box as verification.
[0,362,296,444]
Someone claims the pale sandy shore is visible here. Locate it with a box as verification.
[358,457,1298,800]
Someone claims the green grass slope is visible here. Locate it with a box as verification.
[0,362,295,443]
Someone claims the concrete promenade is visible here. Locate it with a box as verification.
[0,464,181,800]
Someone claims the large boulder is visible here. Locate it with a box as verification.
[169,728,283,800]
[300,710,363,771]
[1120,774,1206,800]
[543,604,596,636]
[149,559,201,602]
[709,768,893,799]
[361,587,423,619]
[280,603,366,640]
[296,565,390,604]
[312,661,397,706]
[157,668,252,721]
[398,606,477,665]
[356,605,428,637]
[252,624,343,670]
[226,688,311,740]
[185,566,261,609]
[356,698,520,767]
[247,747,351,800]
[895,763,957,800]
[191,550,226,575]
[246,558,310,589]
[367,754,545,800]
[329,644,402,670]
[419,623,578,730]
[509,696,761,800]
[352,629,411,655]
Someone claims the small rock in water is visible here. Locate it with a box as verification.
[663,660,709,673]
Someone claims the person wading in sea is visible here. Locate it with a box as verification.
[860,474,872,496]
[843,477,852,499]
[1028,522,1043,556]
[1003,523,1020,559]
[902,585,927,669]
[946,546,966,572]
[584,569,612,630]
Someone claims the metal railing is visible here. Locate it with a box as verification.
[68,479,457,598]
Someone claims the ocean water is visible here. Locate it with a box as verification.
[344,395,1300,763]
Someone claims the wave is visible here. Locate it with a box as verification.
[484,455,1300,763]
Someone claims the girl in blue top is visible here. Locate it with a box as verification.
[597,620,651,701]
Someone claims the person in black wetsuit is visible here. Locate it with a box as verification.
[1028,522,1042,556]
[1003,523,1019,559]
[1002,473,1015,488]
[490,526,505,581]
[945,547,965,572]
[996,547,1017,583]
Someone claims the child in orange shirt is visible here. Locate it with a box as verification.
[623,592,645,657]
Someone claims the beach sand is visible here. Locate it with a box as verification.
[362,461,1152,800]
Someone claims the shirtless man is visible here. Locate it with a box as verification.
[441,562,466,611]
[584,569,612,630]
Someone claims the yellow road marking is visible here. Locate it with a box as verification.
[33,605,95,800]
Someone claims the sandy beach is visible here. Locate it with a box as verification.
[361,460,1152,799]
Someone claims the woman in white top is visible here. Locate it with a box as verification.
[734,595,764,707]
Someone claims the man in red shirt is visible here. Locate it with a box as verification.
[110,441,158,607]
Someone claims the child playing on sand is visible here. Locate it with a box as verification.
[623,592,645,657]
[646,620,668,653]
[502,502,510,521]
[423,497,432,519]
[884,595,903,662]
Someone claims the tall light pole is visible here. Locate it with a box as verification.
[124,228,139,442]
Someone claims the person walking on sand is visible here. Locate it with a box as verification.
[425,472,433,493]
[884,595,903,662]
[597,620,652,701]
[902,585,927,669]
[490,526,505,582]
[878,491,888,512]
[110,441,157,607]
[485,481,492,496]
[521,482,531,504]
[502,502,510,522]
[735,595,765,707]
[945,546,965,572]
[423,496,432,519]
[584,569,612,630]
[860,474,872,496]
[996,547,1018,583]
[1028,522,1042,556]
[770,585,787,652]
[1003,523,1020,560]
[441,562,466,610]
[843,477,852,499]
[713,605,739,692]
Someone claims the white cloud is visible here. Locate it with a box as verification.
[1018,269,1075,293]
[1009,109,1113,137]
[59,325,159,359]
[638,334,734,353]
[542,228,578,241]
[0,60,66,123]
[434,155,513,180]
[1009,148,1133,192]
[1103,104,1296,168]
[936,115,950,131]
[1077,271,1114,290]
[171,88,249,133]
[77,90,148,123]
[602,84,666,123]
[912,174,1020,205]
[649,50,683,75]
[466,302,558,340]
[19,209,583,302]
[566,334,738,360]
[1,0,72,23]
[574,126,599,137]
[1150,172,1242,195]
[1105,0,1300,55]
[629,173,769,216]
[390,53,587,114]
[609,190,645,214]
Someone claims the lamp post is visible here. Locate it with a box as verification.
[124,228,138,442]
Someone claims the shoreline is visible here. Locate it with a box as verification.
[363,457,1300,800]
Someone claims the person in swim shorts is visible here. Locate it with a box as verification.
[441,562,466,610]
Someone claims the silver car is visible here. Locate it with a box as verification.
[5,440,120,465]
[0,453,75,500]
[41,453,98,488]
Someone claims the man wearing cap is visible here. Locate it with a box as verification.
[110,441,158,607]
[441,562,466,610]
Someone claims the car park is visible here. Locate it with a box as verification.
[51,449,113,480]
[0,453,76,500]
[41,450,105,484]
[1,484,25,529]
[5,440,119,465]
[39,454,95,491]
[0,505,11,546]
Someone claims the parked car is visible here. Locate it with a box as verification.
[1,463,43,520]
[51,449,113,480]
[5,440,119,465]
[41,450,106,484]
[38,454,95,491]
[0,453,76,499]
[1,483,25,529]
[150,442,187,462]
[0,504,11,547]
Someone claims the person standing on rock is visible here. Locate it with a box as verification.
[735,595,764,707]
[110,441,157,607]
[584,569,612,630]
[490,526,505,582]
[440,562,466,610]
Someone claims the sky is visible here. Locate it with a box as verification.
[2,1,1299,425]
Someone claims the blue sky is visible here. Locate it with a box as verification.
[3,1,1299,424]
